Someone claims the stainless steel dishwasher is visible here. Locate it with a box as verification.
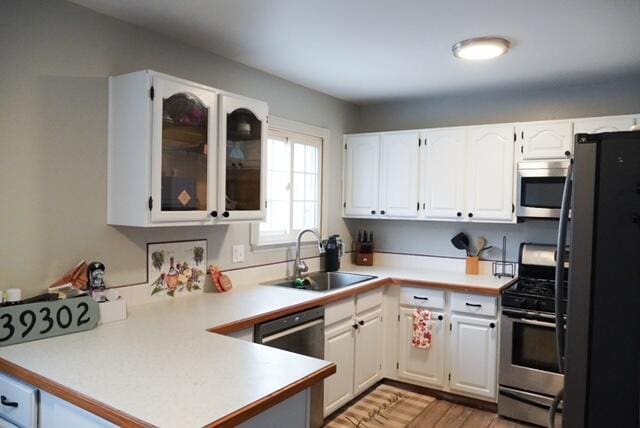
[254,306,325,428]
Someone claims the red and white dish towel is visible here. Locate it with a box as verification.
[412,308,432,349]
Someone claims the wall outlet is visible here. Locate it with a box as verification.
[232,244,245,263]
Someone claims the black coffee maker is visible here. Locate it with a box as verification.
[324,235,343,272]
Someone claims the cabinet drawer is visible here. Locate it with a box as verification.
[355,289,383,314]
[325,296,355,326]
[399,286,445,309]
[450,293,497,317]
[0,373,38,428]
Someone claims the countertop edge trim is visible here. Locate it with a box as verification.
[208,278,390,335]
[0,357,155,427]
[204,363,337,428]
[210,276,514,335]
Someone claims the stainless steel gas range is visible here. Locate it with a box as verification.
[498,243,566,427]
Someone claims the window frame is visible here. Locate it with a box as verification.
[250,116,329,249]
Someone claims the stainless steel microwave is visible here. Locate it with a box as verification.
[516,160,570,219]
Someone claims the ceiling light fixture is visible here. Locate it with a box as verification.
[452,37,510,60]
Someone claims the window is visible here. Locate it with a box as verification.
[253,125,323,246]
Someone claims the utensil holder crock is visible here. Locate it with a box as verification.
[466,256,480,275]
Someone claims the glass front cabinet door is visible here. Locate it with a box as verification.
[150,77,218,223]
[218,95,268,221]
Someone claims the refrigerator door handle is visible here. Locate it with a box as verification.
[554,160,573,374]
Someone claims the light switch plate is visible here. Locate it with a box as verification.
[232,244,245,263]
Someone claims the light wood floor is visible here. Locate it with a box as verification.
[407,398,531,428]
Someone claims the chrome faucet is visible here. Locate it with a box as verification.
[294,229,325,277]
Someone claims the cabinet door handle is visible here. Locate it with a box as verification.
[352,323,359,330]
[380,210,386,215]
[456,212,462,217]
[371,210,376,215]
[358,320,364,326]
[437,315,444,321]
[413,296,429,301]
[210,211,218,218]
[465,302,482,308]
[222,211,230,218]
[468,212,474,218]
[490,322,496,329]
[1,396,18,408]
[564,150,571,157]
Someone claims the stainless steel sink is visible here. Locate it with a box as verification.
[262,271,377,292]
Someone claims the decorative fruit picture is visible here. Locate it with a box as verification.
[147,240,207,297]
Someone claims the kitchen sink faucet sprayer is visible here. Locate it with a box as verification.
[295,229,325,277]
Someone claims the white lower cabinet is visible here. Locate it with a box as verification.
[0,374,115,428]
[239,389,310,428]
[448,314,498,400]
[324,318,356,414]
[394,288,499,403]
[40,391,116,428]
[398,307,445,388]
[323,290,384,417]
[353,307,384,395]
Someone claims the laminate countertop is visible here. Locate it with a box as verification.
[0,260,515,427]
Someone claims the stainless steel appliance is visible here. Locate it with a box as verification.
[254,307,325,428]
[551,132,640,428]
[516,160,570,219]
[498,244,565,427]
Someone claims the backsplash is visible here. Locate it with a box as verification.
[345,218,562,262]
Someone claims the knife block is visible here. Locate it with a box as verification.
[354,243,374,266]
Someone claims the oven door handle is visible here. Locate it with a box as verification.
[502,309,557,326]
[499,389,558,411]
[511,318,556,328]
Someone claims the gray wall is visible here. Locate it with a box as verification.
[0,0,358,296]
[350,77,640,261]
[2,0,640,297]
[355,76,640,132]
[345,219,561,263]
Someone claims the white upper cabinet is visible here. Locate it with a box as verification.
[218,95,268,222]
[343,114,637,224]
[150,76,218,224]
[449,314,498,400]
[108,70,219,227]
[107,70,268,227]
[466,125,515,222]
[379,132,420,218]
[421,129,466,220]
[518,121,573,160]
[573,115,636,134]
[343,135,380,217]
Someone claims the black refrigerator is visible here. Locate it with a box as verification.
[554,131,640,427]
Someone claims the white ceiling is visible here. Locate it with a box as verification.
[71,0,640,104]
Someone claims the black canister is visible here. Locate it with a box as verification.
[324,235,343,272]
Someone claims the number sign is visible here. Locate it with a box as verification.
[0,296,100,346]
